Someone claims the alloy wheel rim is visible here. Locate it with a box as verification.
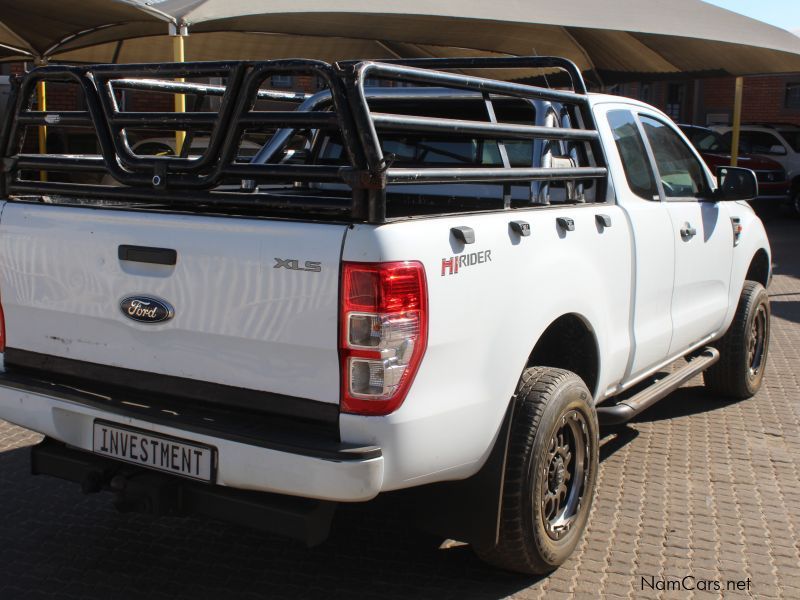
[748,304,768,380]
[540,409,590,540]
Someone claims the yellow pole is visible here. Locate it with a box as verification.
[730,76,744,167]
[36,68,47,181]
[172,32,186,155]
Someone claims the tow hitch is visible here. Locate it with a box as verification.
[32,438,337,546]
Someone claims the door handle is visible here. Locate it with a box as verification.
[680,224,697,240]
[118,245,177,265]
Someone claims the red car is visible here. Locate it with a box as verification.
[680,124,790,202]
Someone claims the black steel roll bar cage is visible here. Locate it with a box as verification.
[0,56,608,223]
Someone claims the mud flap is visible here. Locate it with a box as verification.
[391,400,514,548]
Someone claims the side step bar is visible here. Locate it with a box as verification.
[597,347,720,425]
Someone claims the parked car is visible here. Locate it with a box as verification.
[713,123,800,216]
[679,124,790,204]
[0,57,771,575]
[0,76,11,121]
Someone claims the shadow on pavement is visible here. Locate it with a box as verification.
[0,387,756,600]
[598,425,639,462]
[772,262,800,281]
[628,385,743,424]
[766,219,800,280]
[771,300,800,325]
[596,384,746,463]
[0,445,540,600]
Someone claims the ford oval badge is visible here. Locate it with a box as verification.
[120,295,174,324]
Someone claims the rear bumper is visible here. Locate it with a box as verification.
[0,369,384,502]
[753,194,791,202]
[31,437,339,546]
[754,182,790,202]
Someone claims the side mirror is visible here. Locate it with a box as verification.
[769,144,787,156]
[714,166,758,201]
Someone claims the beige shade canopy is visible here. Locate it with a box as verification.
[51,33,538,81]
[0,0,167,61]
[3,0,800,82]
[151,0,800,77]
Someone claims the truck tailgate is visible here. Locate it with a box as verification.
[0,202,346,405]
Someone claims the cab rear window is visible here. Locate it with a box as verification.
[318,98,538,168]
[319,135,533,168]
[607,110,658,201]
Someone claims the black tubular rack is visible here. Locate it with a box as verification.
[0,56,608,224]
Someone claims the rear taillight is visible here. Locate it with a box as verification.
[340,261,428,416]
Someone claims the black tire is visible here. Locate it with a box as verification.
[792,187,800,218]
[704,281,770,399]
[475,367,599,575]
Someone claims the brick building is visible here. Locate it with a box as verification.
[606,73,800,127]
[3,58,799,129]
[0,61,328,113]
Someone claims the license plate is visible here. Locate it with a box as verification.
[93,420,216,483]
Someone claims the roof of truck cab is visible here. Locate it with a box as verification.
[586,93,663,111]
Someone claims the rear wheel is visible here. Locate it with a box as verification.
[475,367,598,575]
[792,187,800,218]
[704,281,770,399]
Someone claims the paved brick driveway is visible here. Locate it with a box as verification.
[1,219,798,600]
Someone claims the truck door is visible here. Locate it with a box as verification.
[602,108,675,381]
[638,114,734,356]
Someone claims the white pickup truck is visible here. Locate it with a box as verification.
[0,57,771,574]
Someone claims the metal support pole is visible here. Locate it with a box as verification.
[36,58,48,181]
[171,24,187,155]
[730,76,744,167]
[36,81,47,153]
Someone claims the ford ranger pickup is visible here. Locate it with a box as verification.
[0,57,771,574]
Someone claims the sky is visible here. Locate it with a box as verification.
[704,1,800,35]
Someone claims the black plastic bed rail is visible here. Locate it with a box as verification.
[0,56,608,223]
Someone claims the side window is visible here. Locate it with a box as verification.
[746,132,782,155]
[640,116,709,199]
[724,131,783,155]
[607,110,659,201]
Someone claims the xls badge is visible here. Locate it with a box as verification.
[120,296,175,324]
[273,258,322,272]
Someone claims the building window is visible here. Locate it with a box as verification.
[665,83,686,122]
[786,83,800,109]
[639,83,652,103]
[270,74,293,88]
